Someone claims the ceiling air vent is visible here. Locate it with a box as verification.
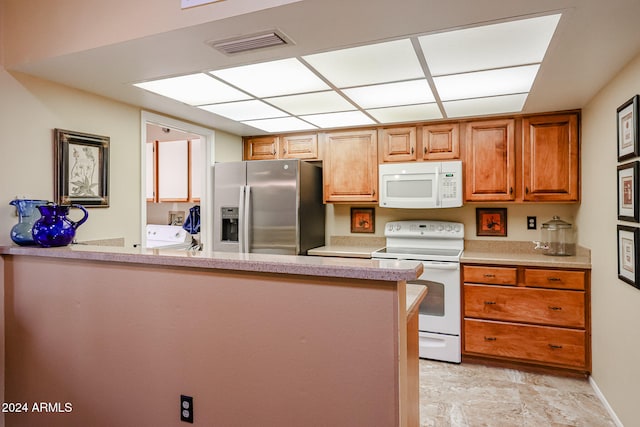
[208,30,292,55]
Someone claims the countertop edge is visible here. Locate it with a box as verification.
[0,245,423,282]
[460,251,591,269]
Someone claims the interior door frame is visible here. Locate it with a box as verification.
[140,111,215,249]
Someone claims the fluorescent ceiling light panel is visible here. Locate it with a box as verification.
[443,93,528,118]
[303,39,424,88]
[367,104,442,123]
[301,111,376,128]
[242,117,318,133]
[134,73,251,105]
[265,91,355,115]
[434,65,539,101]
[342,79,435,109]
[199,100,287,121]
[210,58,330,97]
[419,14,561,75]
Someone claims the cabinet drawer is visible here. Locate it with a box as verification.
[464,284,585,328]
[464,319,586,368]
[463,265,516,285]
[524,269,585,290]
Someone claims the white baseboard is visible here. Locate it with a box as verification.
[589,376,624,427]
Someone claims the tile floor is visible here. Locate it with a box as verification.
[419,359,617,427]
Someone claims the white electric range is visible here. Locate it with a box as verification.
[372,220,464,363]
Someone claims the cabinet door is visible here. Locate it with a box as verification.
[323,130,378,203]
[523,114,579,201]
[421,123,460,160]
[281,134,318,159]
[244,136,279,160]
[190,139,202,202]
[157,140,189,202]
[465,119,516,201]
[146,141,156,202]
[379,127,417,162]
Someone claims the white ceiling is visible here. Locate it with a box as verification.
[9,0,640,136]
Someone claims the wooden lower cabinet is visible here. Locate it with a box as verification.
[462,264,591,374]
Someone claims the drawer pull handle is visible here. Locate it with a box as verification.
[548,306,563,311]
[484,274,496,278]
[548,344,563,349]
[484,301,497,305]
[484,337,497,341]
[547,277,561,282]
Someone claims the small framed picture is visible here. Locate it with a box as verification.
[476,207,507,237]
[168,210,185,226]
[617,95,639,161]
[618,225,640,289]
[55,128,110,207]
[350,207,375,233]
[618,161,639,222]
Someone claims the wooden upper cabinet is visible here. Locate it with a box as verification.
[281,133,319,160]
[244,136,279,160]
[323,130,378,203]
[421,123,460,160]
[465,119,516,202]
[379,127,417,162]
[522,113,579,202]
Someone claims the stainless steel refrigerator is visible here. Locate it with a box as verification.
[212,159,325,255]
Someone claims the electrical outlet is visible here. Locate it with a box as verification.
[527,216,537,230]
[180,395,193,423]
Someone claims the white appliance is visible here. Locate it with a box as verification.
[372,220,463,363]
[378,161,463,209]
[145,224,192,250]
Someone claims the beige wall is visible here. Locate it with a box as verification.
[578,52,640,425]
[0,71,142,246]
[327,204,578,243]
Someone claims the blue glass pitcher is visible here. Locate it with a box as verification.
[32,203,89,247]
[9,199,49,246]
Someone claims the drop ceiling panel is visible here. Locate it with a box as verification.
[302,39,424,88]
[342,79,436,109]
[199,100,287,120]
[434,65,540,101]
[419,14,561,75]
[300,111,376,128]
[242,117,318,133]
[210,58,330,97]
[134,73,251,105]
[265,91,355,115]
[442,93,528,117]
[366,104,442,123]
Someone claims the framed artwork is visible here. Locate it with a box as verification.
[55,129,110,207]
[618,225,640,289]
[617,95,639,161]
[476,207,507,237]
[350,207,375,233]
[168,210,186,226]
[618,161,640,222]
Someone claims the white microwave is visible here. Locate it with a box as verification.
[378,161,463,209]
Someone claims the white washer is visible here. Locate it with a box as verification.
[145,224,192,250]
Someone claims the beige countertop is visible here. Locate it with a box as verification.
[0,244,423,282]
[308,239,592,269]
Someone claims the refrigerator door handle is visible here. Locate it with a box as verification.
[238,186,246,253]
[243,185,251,253]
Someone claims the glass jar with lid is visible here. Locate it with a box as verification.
[534,216,575,256]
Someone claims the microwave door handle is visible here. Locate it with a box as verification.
[434,166,441,207]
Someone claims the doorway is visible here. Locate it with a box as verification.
[140,111,215,250]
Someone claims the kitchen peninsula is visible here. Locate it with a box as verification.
[0,245,424,427]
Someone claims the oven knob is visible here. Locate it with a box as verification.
[395,224,401,231]
[438,225,444,231]
[446,224,452,231]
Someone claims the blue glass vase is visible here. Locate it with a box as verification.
[32,203,89,247]
[9,199,49,246]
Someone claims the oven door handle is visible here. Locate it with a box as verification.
[418,261,459,270]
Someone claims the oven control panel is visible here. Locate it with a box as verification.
[384,220,464,238]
